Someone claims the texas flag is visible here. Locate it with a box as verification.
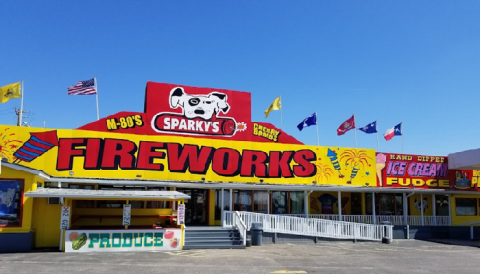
[337,115,355,136]
[384,123,402,141]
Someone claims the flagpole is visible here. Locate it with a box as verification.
[280,95,283,130]
[315,111,319,146]
[19,80,24,126]
[376,120,379,151]
[401,122,404,153]
[95,77,99,121]
[353,114,357,148]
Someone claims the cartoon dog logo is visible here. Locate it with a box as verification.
[414,198,428,213]
[170,87,230,120]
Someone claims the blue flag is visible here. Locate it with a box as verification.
[358,121,377,134]
[297,112,317,131]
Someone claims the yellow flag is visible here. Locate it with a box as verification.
[264,96,281,118]
[0,82,22,103]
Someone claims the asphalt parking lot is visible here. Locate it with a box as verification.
[1,240,479,274]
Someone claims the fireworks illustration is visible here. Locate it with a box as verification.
[315,162,334,183]
[339,149,372,184]
[327,149,344,178]
[13,131,58,163]
[0,128,23,162]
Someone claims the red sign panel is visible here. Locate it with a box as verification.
[376,153,450,189]
[376,152,480,191]
[78,82,302,145]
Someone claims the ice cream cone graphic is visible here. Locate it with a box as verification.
[376,153,387,186]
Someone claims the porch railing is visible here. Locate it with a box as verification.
[224,211,393,242]
[224,212,451,227]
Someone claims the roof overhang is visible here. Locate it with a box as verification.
[25,188,191,200]
[448,148,480,170]
[39,177,480,195]
[2,161,51,180]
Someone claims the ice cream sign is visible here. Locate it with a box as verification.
[376,153,450,189]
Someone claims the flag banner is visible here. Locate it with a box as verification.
[337,115,355,136]
[0,82,21,103]
[297,112,317,131]
[68,78,96,95]
[264,96,281,118]
[384,123,402,141]
[358,121,377,134]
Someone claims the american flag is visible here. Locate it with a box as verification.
[67,78,97,95]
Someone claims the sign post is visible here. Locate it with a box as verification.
[177,203,185,225]
[60,206,70,251]
[123,204,132,227]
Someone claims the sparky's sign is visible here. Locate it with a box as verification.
[151,87,240,136]
[3,125,376,186]
[78,82,302,144]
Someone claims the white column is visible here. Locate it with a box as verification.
[448,194,452,226]
[304,191,309,218]
[421,193,424,226]
[372,193,376,225]
[172,187,176,210]
[267,190,271,214]
[433,194,436,226]
[338,191,342,221]
[403,193,408,226]
[230,189,233,211]
[221,188,224,226]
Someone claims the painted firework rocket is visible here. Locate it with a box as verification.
[13,131,58,163]
[327,149,344,178]
[339,149,372,184]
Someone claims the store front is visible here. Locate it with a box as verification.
[2,81,480,252]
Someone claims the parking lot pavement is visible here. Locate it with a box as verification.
[1,240,480,274]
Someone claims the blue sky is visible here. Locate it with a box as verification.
[1,0,479,156]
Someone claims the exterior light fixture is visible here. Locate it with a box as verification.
[69,171,74,176]
[313,181,317,185]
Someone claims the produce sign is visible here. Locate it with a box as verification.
[65,229,181,252]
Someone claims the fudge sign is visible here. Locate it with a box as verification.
[151,87,238,137]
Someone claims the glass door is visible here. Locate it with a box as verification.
[177,189,208,226]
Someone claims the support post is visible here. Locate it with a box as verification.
[372,193,376,225]
[267,190,271,214]
[448,195,452,226]
[403,193,408,226]
[221,188,225,226]
[421,193,424,226]
[433,194,436,226]
[338,191,342,221]
[230,189,233,211]
[304,190,309,218]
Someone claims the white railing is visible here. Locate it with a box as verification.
[309,214,451,226]
[224,212,451,227]
[232,211,247,246]
[224,211,393,242]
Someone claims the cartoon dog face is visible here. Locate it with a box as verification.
[169,87,230,120]
[414,198,429,213]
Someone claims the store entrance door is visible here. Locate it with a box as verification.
[177,189,208,226]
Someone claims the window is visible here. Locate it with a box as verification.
[0,180,23,227]
[289,192,304,214]
[98,200,125,208]
[254,191,269,214]
[214,190,231,220]
[234,190,252,211]
[272,191,287,214]
[455,198,477,216]
[435,195,449,216]
[351,193,363,215]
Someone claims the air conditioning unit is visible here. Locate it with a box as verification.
[48,197,61,205]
